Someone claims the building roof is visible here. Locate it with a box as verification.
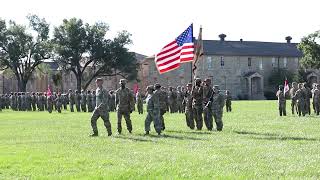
[134,53,147,63]
[203,40,303,57]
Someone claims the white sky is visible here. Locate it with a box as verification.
[0,0,319,56]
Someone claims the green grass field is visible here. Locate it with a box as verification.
[1,100,320,179]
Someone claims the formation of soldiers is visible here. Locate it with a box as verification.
[277,82,320,117]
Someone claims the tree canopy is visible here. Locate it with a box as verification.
[0,15,52,91]
[52,18,138,91]
[298,30,320,69]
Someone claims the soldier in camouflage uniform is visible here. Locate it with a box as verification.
[10,92,16,111]
[136,89,143,114]
[289,82,298,115]
[192,78,204,130]
[115,79,134,134]
[87,90,93,112]
[144,85,162,135]
[17,93,22,111]
[92,90,96,111]
[75,90,81,112]
[4,94,10,109]
[55,93,62,113]
[303,83,311,115]
[225,90,232,112]
[293,83,306,117]
[31,92,37,111]
[22,92,27,111]
[90,78,112,137]
[182,83,194,129]
[168,87,178,113]
[203,78,214,131]
[80,90,87,112]
[47,94,54,113]
[176,86,182,113]
[68,89,75,112]
[108,90,116,112]
[155,84,168,131]
[62,94,68,110]
[276,85,286,116]
[312,84,320,115]
[43,93,48,111]
[181,86,186,113]
[207,85,225,131]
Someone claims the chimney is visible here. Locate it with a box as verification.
[219,34,226,41]
[240,38,243,43]
[285,36,292,43]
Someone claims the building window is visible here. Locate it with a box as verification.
[284,57,287,68]
[248,57,252,67]
[220,56,224,67]
[272,57,276,67]
[207,57,213,69]
[259,60,263,70]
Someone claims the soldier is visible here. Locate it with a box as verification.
[182,83,194,129]
[115,79,134,134]
[37,93,42,111]
[289,82,298,115]
[293,83,306,117]
[52,92,57,111]
[303,83,311,115]
[203,78,214,131]
[4,94,10,109]
[75,90,81,112]
[136,88,144,114]
[92,90,96,111]
[312,84,320,115]
[168,87,178,113]
[181,86,186,113]
[62,94,68,110]
[108,90,116,112]
[144,85,162,135]
[47,94,54,113]
[21,92,26,111]
[17,92,22,111]
[276,85,286,116]
[207,85,225,131]
[225,90,232,112]
[31,92,37,111]
[68,89,75,112]
[192,78,204,130]
[176,86,183,113]
[90,78,112,137]
[80,90,87,112]
[55,93,62,113]
[155,84,168,131]
[10,92,16,111]
[43,92,48,111]
[87,90,93,112]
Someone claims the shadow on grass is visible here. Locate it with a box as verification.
[166,130,213,135]
[113,135,154,142]
[234,130,319,141]
[136,133,203,141]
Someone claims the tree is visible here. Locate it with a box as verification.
[268,68,294,89]
[0,15,52,92]
[52,18,138,91]
[298,30,320,68]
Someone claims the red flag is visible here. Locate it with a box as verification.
[46,86,52,97]
[284,79,289,94]
[133,83,139,95]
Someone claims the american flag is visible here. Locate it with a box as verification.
[155,24,194,74]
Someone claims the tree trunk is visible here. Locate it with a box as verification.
[18,79,27,92]
[76,73,82,92]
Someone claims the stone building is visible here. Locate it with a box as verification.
[139,34,308,100]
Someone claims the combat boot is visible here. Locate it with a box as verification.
[144,131,149,135]
[89,133,98,137]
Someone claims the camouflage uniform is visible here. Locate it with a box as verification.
[289,82,298,115]
[276,85,286,116]
[75,90,81,112]
[108,91,116,112]
[294,84,306,117]
[92,90,96,111]
[80,90,87,112]
[62,94,68,110]
[17,93,22,111]
[181,87,186,113]
[168,87,178,113]
[182,83,194,129]
[43,93,47,111]
[156,84,168,131]
[10,93,16,111]
[176,86,183,113]
[225,90,232,112]
[87,90,93,112]
[209,85,225,131]
[115,79,134,134]
[55,94,62,113]
[21,93,26,111]
[312,84,320,115]
[303,83,311,115]
[47,95,54,113]
[68,90,75,112]
[90,81,112,136]
[31,92,37,111]
[136,90,144,114]
[192,78,204,130]
[144,86,162,135]
[203,79,214,130]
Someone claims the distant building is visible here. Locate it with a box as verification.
[139,34,310,100]
[0,53,147,94]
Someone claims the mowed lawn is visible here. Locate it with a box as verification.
[1,101,320,179]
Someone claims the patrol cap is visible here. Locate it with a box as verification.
[195,78,202,82]
[154,83,161,89]
[119,79,126,83]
